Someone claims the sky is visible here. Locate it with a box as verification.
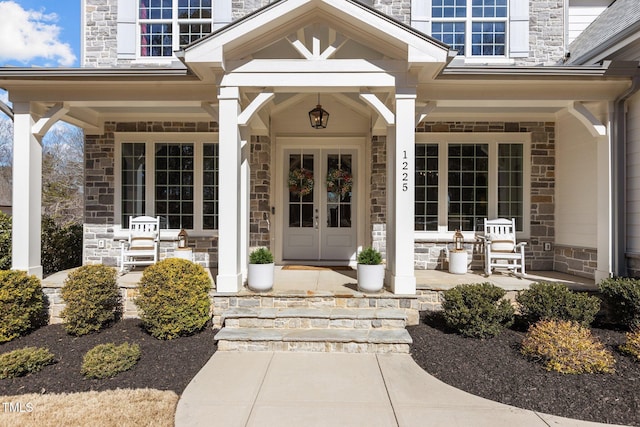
[0,0,80,67]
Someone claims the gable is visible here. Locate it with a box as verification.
[181,0,452,82]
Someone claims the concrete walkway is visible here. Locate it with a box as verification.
[175,352,624,427]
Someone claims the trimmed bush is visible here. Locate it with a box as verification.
[516,282,600,327]
[41,216,82,276]
[521,319,615,374]
[0,347,55,379]
[0,270,46,343]
[135,258,212,340]
[249,247,274,264]
[441,283,515,338]
[620,328,640,362]
[81,342,141,379]
[599,277,640,328]
[0,212,10,270]
[61,265,121,336]
[357,247,382,265]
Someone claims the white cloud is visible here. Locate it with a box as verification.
[0,1,76,67]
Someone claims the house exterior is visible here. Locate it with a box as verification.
[1,0,639,294]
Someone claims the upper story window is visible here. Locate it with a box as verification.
[431,0,508,57]
[139,0,213,57]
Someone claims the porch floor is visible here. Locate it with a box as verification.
[104,266,596,295]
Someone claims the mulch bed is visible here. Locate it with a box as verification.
[0,319,217,396]
[408,313,640,426]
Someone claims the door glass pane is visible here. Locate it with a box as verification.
[121,143,146,228]
[326,153,352,228]
[155,142,194,229]
[448,143,488,231]
[288,153,314,228]
[498,143,523,231]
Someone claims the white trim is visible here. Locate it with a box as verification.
[114,132,219,235]
[415,132,532,240]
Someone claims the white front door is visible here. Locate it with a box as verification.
[283,148,357,261]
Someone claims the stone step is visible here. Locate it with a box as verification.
[221,307,408,329]
[214,327,412,353]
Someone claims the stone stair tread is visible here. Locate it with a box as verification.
[214,327,412,344]
[221,307,407,320]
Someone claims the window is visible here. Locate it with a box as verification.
[116,134,218,232]
[415,134,530,235]
[431,0,508,56]
[139,0,212,57]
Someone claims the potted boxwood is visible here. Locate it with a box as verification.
[247,247,274,292]
[357,247,384,293]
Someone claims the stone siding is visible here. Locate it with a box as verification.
[250,135,272,249]
[517,0,566,65]
[83,0,117,67]
[370,136,387,259]
[554,246,597,279]
[414,121,556,271]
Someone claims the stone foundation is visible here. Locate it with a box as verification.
[554,245,597,279]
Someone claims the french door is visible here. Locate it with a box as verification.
[283,148,357,261]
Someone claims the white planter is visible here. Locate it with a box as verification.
[449,250,468,274]
[247,263,274,292]
[357,264,385,293]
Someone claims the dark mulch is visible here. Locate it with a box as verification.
[0,319,217,396]
[408,313,640,426]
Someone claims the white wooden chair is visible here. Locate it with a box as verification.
[479,218,527,276]
[120,216,161,273]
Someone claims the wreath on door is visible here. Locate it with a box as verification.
[326,168,353,197]
[288,168,314,196]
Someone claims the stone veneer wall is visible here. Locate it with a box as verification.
[412,121,556,271]
[554,246,597,279]
[370,136,387,259]
[250,135,272,249]
[517,0,566,65]
[84,121,220,268]
[84,0,117,67]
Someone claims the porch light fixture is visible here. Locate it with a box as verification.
[177,228,189,248]
[308,94,329,129]
[453,229,464,252]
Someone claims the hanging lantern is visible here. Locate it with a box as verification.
[178,228,188,249]
[453,229,464,252]
[308,94,329,129]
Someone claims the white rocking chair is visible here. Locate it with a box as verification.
[120,216,161,273]
[479,218,527,276]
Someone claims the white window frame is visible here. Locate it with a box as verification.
[136,0,213,60]
[415,132,531,241]
[429,0,510,60]
[114,132,219,236]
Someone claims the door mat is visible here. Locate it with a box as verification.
[282,265,353,271]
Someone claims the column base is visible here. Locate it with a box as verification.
[216,273,243,293]
[386,270,416,295]
[594,269,612,284]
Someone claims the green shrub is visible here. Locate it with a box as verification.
[521,319,615,374]
[0,212,10,270]
[81,342,141,379]
[441,283,515,338]
[516,282,600,326]
[0,347,55,379]
[41,216,82,276]
[620,328,640,362]
[61,265,121,336]
[0,270,46,343]
[135,258,212,340]
[249,247,274,264]
[599,277,640,328]
[357,247,382,265]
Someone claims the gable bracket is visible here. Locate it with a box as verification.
[238,92,275,126]
[0,99,13,120]
[32,103,69,139]
[360,93,394,125]
[415,102,437,126]
[567,102,607,137]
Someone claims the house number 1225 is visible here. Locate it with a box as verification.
[402,150,408,191]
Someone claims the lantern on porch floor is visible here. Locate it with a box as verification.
[453,229,464,252]
[178,228,189,248]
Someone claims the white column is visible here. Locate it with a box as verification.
[596,131,613,283]
[386,92,417,294]
[240,126,250,281]
[216,87,243,292]
[12,103,43,278]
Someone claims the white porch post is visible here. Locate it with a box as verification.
[386,91,417,294]
[216,87,243,292]
[240,126,250,281]
[596,130,613,283]
[12,103,43,278]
